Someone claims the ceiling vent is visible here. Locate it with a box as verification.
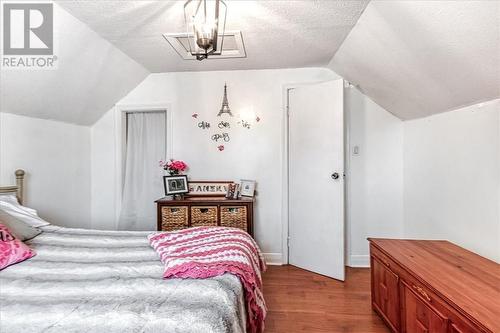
[163,30,246,60]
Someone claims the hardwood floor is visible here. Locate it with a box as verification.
[263,265,390,333]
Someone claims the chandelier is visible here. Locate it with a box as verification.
[184,0,227,61]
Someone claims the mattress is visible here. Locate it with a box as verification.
[0,225,246,333]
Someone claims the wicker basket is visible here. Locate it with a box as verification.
[191,206,218,227]
[161,206,188,231]
[220,206,247,231]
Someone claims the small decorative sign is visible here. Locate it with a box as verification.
[188,181,233,197]
[198,121,210,129]
[211,132,230,142]
[218,121,230,129]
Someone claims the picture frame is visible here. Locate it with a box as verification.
[226,183,239,199]
[188,181,233,197]
[239,179,256,197]
[163,175,189,196]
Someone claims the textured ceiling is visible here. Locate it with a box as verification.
[3,1,497,124]
[56,0,369,73]
[0,3,149,125]
[329,0,500,120]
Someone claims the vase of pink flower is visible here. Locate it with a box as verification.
[159,159,188,176]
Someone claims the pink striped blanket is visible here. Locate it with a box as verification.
[148,226,267,333]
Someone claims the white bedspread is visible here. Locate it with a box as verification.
[0,226,246,333]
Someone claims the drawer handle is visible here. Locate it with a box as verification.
[228,208,239,213]
[170,208,180,213]
[199,208,209,213]
[412,284,431,302]
[382,259,390,267]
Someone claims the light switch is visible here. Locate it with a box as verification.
[353,146,360,156]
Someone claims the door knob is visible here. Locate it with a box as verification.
[331,172,340,180]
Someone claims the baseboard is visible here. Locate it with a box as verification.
[263,253,369,267]
[263,253,283,266]
[348,254,370,268]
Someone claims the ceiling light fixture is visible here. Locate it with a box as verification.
[184,0,227,61]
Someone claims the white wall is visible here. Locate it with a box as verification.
[90,108,117,229]
[404,99,500,262]
[91,68,340,259]
[0,113,91,228]
[345,86,404,266]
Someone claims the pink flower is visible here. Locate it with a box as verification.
[160,159,188,174]
[217,145,225,151]
[192,113,198,119]
[171,161,187,171]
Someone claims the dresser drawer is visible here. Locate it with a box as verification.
[220,206,248,231]
[401,281,448,333]
[190,206,218,227]
[449,320,482,333]
[161,206,188,231]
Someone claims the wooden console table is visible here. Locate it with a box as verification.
[369,238,500,333]
[156,196,254,236]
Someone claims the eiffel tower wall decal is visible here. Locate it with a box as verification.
[217,83,233,117]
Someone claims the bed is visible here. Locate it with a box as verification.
[0,170,247,333]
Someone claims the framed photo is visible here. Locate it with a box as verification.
[163,175,189,196]
[239,179,256,197]
[226,183,239,199]
[188,181,233,197]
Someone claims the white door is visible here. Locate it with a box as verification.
[288,79,345,281]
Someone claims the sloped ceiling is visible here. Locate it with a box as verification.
[56,0,369,73]
[0,3,149,126]
[329,0,500,120]
[2,1,498,124]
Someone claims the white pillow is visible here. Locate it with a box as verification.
[0,200,50,227]
[0,194,19,204]
[0,210,42,241]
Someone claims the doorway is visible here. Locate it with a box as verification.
[115,107,171,231]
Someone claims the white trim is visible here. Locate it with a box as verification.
[344,84,352,269]
[113,103,173,226]
[263,253,283,266]
[348,255,370,268]
[280,85,292,265]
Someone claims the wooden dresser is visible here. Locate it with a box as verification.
[156,196,254,236]
[369,239,500,333]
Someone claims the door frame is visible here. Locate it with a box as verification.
[281,81,348,266]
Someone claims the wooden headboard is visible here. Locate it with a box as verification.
[0,169,25,204]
